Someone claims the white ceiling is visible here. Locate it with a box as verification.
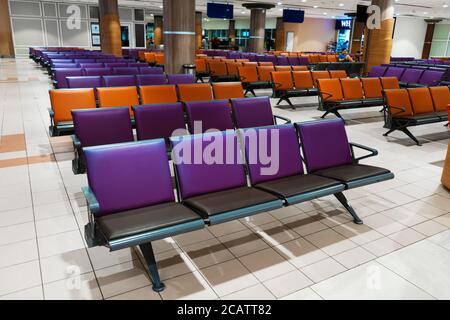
[44,0,450,20]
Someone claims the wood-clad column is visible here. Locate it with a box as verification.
[229,20,236,48]
[422,20,439,59]
[163,0,195,74]
[350,19,364,54]
[0,0,14,57]
[248,9,266,53]
[275,17,285,51]
[363,0,395,73]
[195,12,203,50]
[99,0,122,57]
[154,15,163,46]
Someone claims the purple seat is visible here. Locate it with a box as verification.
[399,68,424,85]
[127,63,146,67]
[51,59,73,66]
[185,100,234,133]
[103,75,136,87]
[265,55,278,65]
[52,63,79,69]
[231,97,276,128]
[170,131,283,225]
[298,57,309,66]
[384,67,406,79]
[136,74,168,86]
[83,68,113,76]
[80,63,104,69]
[167,74,195,85]
[53,68,84,88]
[139,67,164,74]
[104,62,128,68]
[297,119,393,190]
[287,57,301,66]
[113,67,139,75]
[74,59,96,64]
[418,70,445,86]
[133,103,187,141]
[276,56,289,66]
[72,107,133,149]
[368,66,387,78]
[67,76,103,90]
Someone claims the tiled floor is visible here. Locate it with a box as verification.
[0,58,449,300]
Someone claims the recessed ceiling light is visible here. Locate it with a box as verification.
[339,3,344,7]
[444,4,449,8]
[313,5,318,8]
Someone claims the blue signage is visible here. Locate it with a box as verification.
[336,19,352,30]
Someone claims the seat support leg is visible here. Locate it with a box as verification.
[383,128,396,137]
[276,98,283,106]
[285,97,295,110]
[321,110,331,119]
[334,192,363,225]
[139,242,165,292]
[250,89,257,97]
[400,127,421,146]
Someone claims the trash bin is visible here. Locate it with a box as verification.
[183,64,196,75]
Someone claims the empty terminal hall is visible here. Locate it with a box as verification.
[1,0,450,304]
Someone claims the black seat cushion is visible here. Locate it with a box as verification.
[246,81,272,87]
[394,114,441,124]
[362,98,384,106]
[183,186,280,218]
[255,174,342,198]
[97,202,202,241]
[436,111,448,121]
[314,164,391,183]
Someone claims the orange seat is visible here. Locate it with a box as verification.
[361,78,383,98]
[381,77,400,90]
[317,79,343,102]
[208,61,228,77]
[212,82,244,100]
[384,89,414,117]
[292,65,308,71]
[257,66,275,82]
[226,62,242,77]
[259,62,274,66]
[341,78,364,100]
[275,66,292,71]
[97,87,139,114]
[238,66,259,83]
[319,55,328,62]
[292,71,314,89]
[329,70,347,79]
[407,88,435,115]
[144,52,156,64]
[271,71,294,91]
[155,54,164,65]
[311,71,330,87]
[49,89,96,124]
[140,85,178,104]
[235,59,249,63]
[327,55,338,62]
[243,62,258,67]
[195,59,208,73]
[178,83,213,102]
[138,51,146,61]
[429,86,450,112]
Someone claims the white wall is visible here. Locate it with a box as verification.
[284,18,336,52]
[391,16,427,58]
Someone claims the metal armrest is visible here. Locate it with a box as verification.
[82,186,100,217]
[71,134,81,149]
[350,142,379,163]
[384,105,406,116]
[274,115,292,124]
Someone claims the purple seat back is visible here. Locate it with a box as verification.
[418,70,445,86]
[287,57,300,66]
[231,97,274,129]
[133,103,187,140]
[114,67,139,75]
[368,66,387,78]
[139,67,164,74]
[72,107,133,149]
[52,63,79,68]
[185,100,234,133]
[277,56,289,66]
[83,68,113,76]
[79,63,104,69]
[384,67,406,79]
[104,62,128,68]
[67,76,103,89]
[54,68,83,88]
[298,57,309,65]
[136,74,168,86]
[240,124,303,185]
[400,68,424,84]
[51,59,73,66]
[127,63,146,67]
[297,119,352,173]
[74,59,96,63]
[103,75,137,87]
[171,131,246,199]
[167,74,195,85]
[84,139,174,215]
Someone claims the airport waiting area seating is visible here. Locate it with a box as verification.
[368,65,446,88]
[70,96,290,174]
[316,77,399,119]
[81,119,394,292]
[383,86,450,145]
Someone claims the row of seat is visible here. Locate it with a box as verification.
[368,65,446,87]
[50,62,148,69]
[53,67,164,88]
[65,74,195,89]
[269,70,348,108]
[48,82,248,136]
[71,97,290,174]
[383,87,450,145]
[142,52,165,65]
[316,77,401,119]
[81,119,394,292]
